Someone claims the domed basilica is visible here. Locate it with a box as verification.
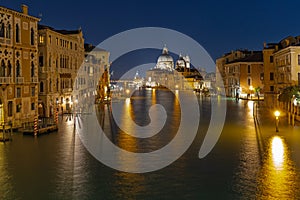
[146,45,203,90]
[155,46,174,71]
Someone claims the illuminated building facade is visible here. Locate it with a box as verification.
[263,36,300,107]
[38,24,84,116]
[216,50,264,97]
[0,5,39,128]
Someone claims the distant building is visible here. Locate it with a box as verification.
[77,43,110,105]
[216,50,264,97]
[38,24,84,116]
[146,46,203,90]
[0,5,39,128]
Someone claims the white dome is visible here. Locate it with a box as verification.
[157,54,174,63]
[156,46,174,70]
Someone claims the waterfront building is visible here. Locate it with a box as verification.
[0,5,39,128]
[263,43,277,107]
[75,43,110,105]
[216,50,264,98]
[38,24,84,116]
[263,36,300,107]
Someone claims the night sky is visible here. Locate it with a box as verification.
[2,0,300,76]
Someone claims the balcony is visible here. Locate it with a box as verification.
[16,77,24,84]
[62,88,73,94]
[31,77,39,83]
[0,77,12,84]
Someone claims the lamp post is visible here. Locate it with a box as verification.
[274,110,280,132]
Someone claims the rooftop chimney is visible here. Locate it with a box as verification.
[21,4,28,15]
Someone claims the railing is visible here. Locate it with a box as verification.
[0,77,12,84]
[16,77,24,84]
[31,77,39,83]
[62,88,72,93]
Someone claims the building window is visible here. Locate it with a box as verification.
[31,61,35,77]
[260,73,264,80]
[31,87,35,97]
[30,28,34,45]
[39,35,44,44]
[270,86,274,92]
[270,72,274,81]
[270,56,273,63]
[0,22,4,37]
[56,37,58,45]
[6,24,11,39]
[16,24,20,43]
[298,55,300,65]
[298,73,300,86]
[7,61,12,77]
[31,103,35,110]
[0,60,5,77]
[16,104,21,113]
[16,61,21,77]
[247,65,251,74]
[39,55,44,67]
[40,81,44,93]
[247,77,251,86]
[48,35,51,44]
[8,101,12,117]
[16,87,21,98]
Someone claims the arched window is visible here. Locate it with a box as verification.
[16,60,21,77]
[7,61,12,77]
[16,24,20,43]
[6,23,11,39]
[40,81,44,93]
[0,22,4,37]
[30,28,34,45]
[0,60,5,77]
[31,61,35,77]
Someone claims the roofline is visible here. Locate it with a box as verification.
[0,5,40,21]
[38,24,82,35]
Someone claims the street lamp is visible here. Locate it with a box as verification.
[274,110,280,132]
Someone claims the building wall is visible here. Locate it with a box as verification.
[0,5,39,127]
[239,63,264,96]
[75,47,110,106]
[38,26,84,117]
[263,47,277,107]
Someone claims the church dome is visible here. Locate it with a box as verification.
[157,54,174,63]
[176,54,186,69]
[156,46,174,70]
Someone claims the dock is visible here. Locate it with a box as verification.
[0,125,13,142]
[21,117,58,136]
[22,124,58,136]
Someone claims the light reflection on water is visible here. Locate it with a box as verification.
[1,93,300,199]
[256,136,300,199]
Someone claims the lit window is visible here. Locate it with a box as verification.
[39,35,44,44]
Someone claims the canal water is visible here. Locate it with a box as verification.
[0,89,300,199]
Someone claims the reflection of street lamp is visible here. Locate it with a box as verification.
[274,110,280,132]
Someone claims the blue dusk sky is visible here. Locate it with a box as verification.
[1,0,300,77]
